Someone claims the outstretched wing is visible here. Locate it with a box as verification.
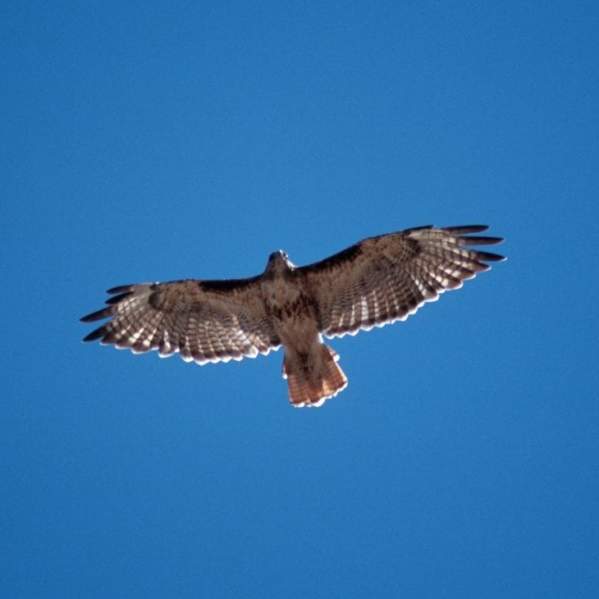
[299,225,505,338]
[81,277,280,364]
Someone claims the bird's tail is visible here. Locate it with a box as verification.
[283,344,348,408]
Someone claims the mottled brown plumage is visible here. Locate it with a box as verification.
[81,225,505,407]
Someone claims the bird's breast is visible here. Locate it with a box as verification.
[261,276,320,349]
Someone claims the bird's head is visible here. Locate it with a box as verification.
[265,250,294,275]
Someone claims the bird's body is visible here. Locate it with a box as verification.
[81,225,505,407]
[261,252,347,405]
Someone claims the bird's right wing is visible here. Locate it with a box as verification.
[299,225,505,338]
[81,277,281,364]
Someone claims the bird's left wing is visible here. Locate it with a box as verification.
[299,225,505,338]
[81,277,281,364]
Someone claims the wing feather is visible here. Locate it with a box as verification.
[81,277,281,364]
[300,225,505,338]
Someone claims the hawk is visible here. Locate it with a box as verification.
[81,225,504,407]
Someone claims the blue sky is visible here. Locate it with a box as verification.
[3,1,599,597]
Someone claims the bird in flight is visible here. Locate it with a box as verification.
[81,225,505,407]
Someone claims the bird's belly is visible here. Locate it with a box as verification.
[274,314,320,353]
[263,280,320,353]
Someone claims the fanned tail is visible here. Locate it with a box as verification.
[283,345,348,408]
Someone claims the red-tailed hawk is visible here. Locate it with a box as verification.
[81,225,504,407]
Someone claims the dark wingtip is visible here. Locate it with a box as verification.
[406,224,434,232]
[105,292,132,305]
[107,285,134,294]
[460,235,504,246]
[474,250,506,262]
[80,307,112,322]
[443,224,489,234]
[83,326,106,342]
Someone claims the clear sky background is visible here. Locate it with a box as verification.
[3,2,599,597]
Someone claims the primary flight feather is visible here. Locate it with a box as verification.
[81,224,505,407]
